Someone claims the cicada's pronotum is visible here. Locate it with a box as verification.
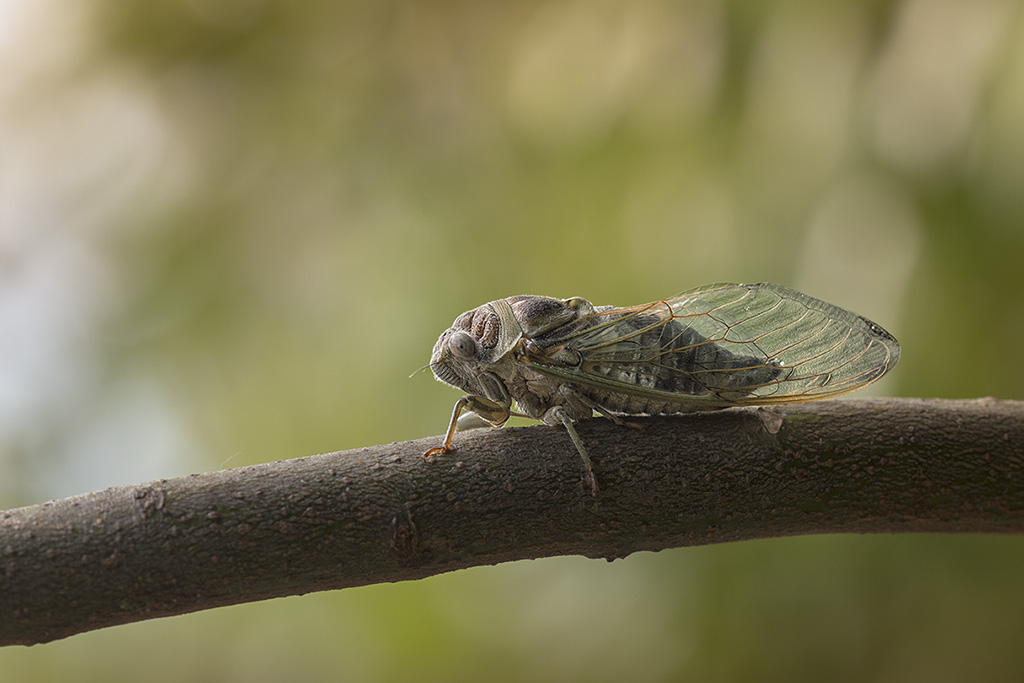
[425,282,900,494]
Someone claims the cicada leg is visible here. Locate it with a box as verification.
[544,406,598,496]
[424,395,510,458]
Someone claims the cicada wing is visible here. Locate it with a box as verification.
[525,282,900,407]
[666,282,900,402]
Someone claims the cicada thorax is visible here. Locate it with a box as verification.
[503,295,594,336]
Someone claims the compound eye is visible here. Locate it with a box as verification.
[448,331,477,359]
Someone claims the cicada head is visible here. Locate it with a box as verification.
[430,295,595,396]
[430,298,520,395]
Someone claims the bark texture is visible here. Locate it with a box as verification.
[2,397,1023,646]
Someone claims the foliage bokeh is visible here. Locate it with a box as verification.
[3,0,1024,680]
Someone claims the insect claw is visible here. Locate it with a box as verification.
[423,446,448,460]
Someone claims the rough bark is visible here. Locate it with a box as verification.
[2,397,1023,646]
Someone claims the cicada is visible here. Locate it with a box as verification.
[426,282,900,494]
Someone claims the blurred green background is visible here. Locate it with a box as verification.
[3,0,1024,680]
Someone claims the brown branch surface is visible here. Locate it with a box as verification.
[2,397,1023,646]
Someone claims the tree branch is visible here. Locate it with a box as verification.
[3,397,1023,646]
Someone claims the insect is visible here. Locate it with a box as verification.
[425,282,900,494]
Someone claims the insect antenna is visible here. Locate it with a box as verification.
[408,363,437,379]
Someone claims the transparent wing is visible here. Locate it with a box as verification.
[524,282,900,407]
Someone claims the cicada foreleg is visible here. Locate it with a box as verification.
[424,395,511,459]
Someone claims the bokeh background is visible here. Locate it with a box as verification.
[3,0,1024,680]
